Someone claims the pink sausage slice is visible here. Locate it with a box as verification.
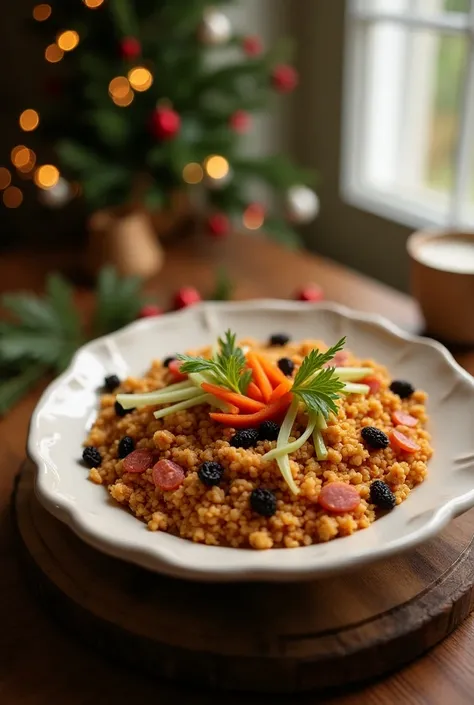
[122,449,155,473]
[153,459,185,491]
[318,482,360,513]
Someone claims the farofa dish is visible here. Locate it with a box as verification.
[82,331,433,550]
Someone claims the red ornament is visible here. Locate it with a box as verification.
[120,36,141,60]
[138,304,164,318]
[173,286,202,310]
[296,284,324,303]
[207,213,231,239]
[271,65,299,93]
[150,107,181,140]
[242,35,263,57]
[229,110,251,134]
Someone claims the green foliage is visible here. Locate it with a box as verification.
[0,267,147,415]
[209,266,233,301]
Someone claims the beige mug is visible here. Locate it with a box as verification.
[407,230,474,345]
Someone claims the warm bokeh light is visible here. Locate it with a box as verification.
[19,109,40,132]
[83,0,104,7]
[33,4,51,21]
[3,187,23,208]
[108,76,130,99]
[182,162,204,185]
[243,203,265,230]
[17,150,36,174]
[0,168,11,190]
[204,155,230,180]
[128,67,153,92]
[11,146,30,169]
[112,90,134,107]
[45,44,64,63]
[34,165,60,189]
[57,30,79,52]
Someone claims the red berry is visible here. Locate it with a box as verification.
[138,304,163,318]
[207,213,231,239]
[271,64,299,93]
[120,36,141,60]
[242,35,263,56]
[296,284,324,302]
[150,107,181,140]
[229,110,251,134]
[173,286,201,310]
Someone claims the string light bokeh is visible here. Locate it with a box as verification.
[33,4,51,21]
[34,165,60,189]
[83,0,104,7]
[204,155,230,180]
[45,43,64,63]
[0,168,11,190]
[243,203,265,230]
[3,187,23,208]
[57,30,79,52]
[128,67,153,92]
[19,109,40,132]
[182,162,204,184]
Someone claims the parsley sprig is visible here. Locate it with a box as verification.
[291,337,346,418]
[178,330,252,394]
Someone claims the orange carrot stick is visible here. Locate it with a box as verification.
[246,352,273,402]
[247,381,265,402]
[210,393,293,427]
[254,353,289,388]
[269,378,293,403]
[201,382,265,413]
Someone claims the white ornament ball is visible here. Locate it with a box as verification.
[39,177,71,208]
[286,185,320,224]
[199,8,231,45]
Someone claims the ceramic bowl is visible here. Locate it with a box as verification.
[28,300,474,582]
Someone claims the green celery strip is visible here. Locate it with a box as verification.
[153,393,209,419]
[313,413,328,461]
[262,415,317,461]
[342,383,370,395]
[117,382,199,409]
[273,397,300,495]
[334,367,373,381]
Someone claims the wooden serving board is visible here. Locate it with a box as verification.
[13,460,474,693]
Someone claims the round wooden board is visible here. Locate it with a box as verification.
[13,460,474,693]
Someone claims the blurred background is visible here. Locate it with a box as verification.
[0,0,472,291]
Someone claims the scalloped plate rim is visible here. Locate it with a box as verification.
[27,299,474,582]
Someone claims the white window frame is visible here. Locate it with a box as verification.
[341,0,474,230]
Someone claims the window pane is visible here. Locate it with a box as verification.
[359,22,467,217]
[355,0,411,12]
[424,34,467,192]
[414,0,471,13]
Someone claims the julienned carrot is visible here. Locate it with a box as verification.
[246,352,273,402]
[247,381,265,402]
[209,393,293,428]
[254,353,289,388]
[269,378,293,403]
[201,382,265,413]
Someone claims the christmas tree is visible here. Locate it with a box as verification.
[14,0,319,246]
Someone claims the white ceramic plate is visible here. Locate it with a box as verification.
[28,300,474,582]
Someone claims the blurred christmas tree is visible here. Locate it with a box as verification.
[9,0,319,248]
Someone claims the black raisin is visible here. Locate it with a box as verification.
[198,461,225,487]
[163,356,176,368]
[361,426,389,450]
[277,357,295,376]
[82,446,102,468]
[115,400,135,417]
[250,488,277,517]
[259,420,280,441]
[118,436,135,459]
[104,374,120,392]
[369,480,396,510]
[389,380,415,399]
[230,428,260,449]
[269,333,291,346]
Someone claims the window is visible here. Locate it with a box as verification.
[342,0,474,229]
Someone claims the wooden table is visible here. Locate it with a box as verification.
[1,233,473,705]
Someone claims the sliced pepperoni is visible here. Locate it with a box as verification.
[152,459,185,491]
[392,410,418,427]
[389,429,420,453]
[318,482,360,513]
[168,359,188,381]
[361,375,381,394]
[122,448,155,473]
[333,350,349,366]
